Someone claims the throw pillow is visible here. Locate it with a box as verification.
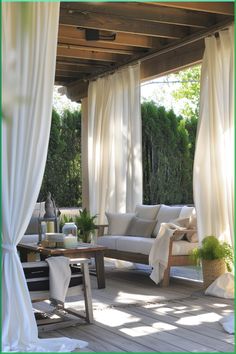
[126,216,157,237]
[105,212,135,235]
[185,232,198,243]
[135,204,161,220]
[179,206,195,218]
[152,205,182,236]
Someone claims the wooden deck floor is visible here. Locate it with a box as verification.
[37,262,234,352]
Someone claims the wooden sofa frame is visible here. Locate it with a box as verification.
[97,227,196,287]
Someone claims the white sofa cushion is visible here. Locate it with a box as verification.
[126,217,157,237]
[97,235,198,256]
[135,204,161,220]
[153,205,182,236]
[105,212,135,235]
[97,235,120,249]
[116,236,154,255]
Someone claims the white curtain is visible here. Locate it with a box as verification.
[2,3,87,352]
[88,64,142,223]
[193,25,234,247]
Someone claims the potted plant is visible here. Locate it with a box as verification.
[75,208,97,243]
[191,235,234,288]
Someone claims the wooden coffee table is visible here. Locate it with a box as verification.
[18,242,107,289]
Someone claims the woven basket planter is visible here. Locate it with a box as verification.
[202,259,226,288]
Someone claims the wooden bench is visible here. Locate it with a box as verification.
[22,258,93,331]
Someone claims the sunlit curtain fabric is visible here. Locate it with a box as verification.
[193,25,234,247]
[2,3,87,352]
[88,64,142,223]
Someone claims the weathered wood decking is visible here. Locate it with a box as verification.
[37,262,234,352]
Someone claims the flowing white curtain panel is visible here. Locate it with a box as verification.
[193,25,234,247]
[2,3,87,352]
[88,64,142,223]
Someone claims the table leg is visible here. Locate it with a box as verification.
[18,248,37,262]
[94,251,105,289]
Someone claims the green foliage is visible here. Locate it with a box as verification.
[75,208,97,242]
[39,108,82,207]
[142,101,195,204]
[191,236,234,272]
[171,65,201,120]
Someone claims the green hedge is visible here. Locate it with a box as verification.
[39,109,82,207]
[142,101,197,204]
[40,103,197,206]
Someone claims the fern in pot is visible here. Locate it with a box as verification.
[75,208,97,243]
[191,235,234,288]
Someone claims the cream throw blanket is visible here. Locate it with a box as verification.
[149,219,189,284]
[45,256,71,306]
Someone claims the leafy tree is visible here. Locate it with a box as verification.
[171,65,201,120]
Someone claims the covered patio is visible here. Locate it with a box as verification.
[2,1,234,352]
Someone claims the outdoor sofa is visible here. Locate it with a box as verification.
[97,204,198,286]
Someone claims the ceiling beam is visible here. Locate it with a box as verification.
[56,62,105,73]
[152,2,234,16]
[57,46,126,62]
[58,39,143,55]
[59,8,190,39]
[140,39,204,81]
[59,25,170,49]
[60,2,213,28]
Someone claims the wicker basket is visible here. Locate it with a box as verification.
[202,259,226,288]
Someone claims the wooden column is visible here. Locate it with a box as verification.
[81,97,89,210]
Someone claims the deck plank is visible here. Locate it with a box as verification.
[37,263,234,352]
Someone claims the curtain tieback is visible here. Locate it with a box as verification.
[2,244,17,253]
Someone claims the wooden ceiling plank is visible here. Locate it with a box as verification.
[57,46,124,62]
[56,56,110,67]
[152,2,234,16]
[58,39,144,55]
[56,63,103,73]
[58,36,143,53]
[60,2,214,28]
[59,25,169,48]
[59,9,190,39]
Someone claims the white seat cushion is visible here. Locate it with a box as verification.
[97,235,120,249]
[116,236,154,255]
[98,235,198,257]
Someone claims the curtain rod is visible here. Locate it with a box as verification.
[87,20,233,82]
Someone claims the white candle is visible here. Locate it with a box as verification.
[47,221,54,233]
[64,234,78,248]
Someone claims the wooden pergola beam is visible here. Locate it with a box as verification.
[60,2,214,28]
[59,25,169,49]
[152,2,234,16]
[57,46,126,62]
[140,39,204,81]
[59,8,190,39]
[58,38,143,55]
